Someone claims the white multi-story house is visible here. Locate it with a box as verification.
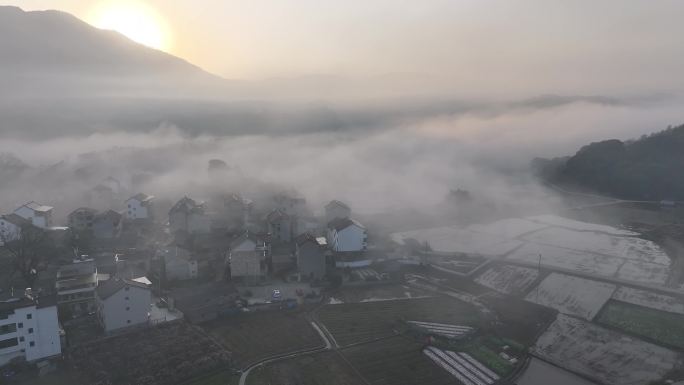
[266,209,292,243]
[0,293,61,366]
[56,260,98,317]
[0,214,28,246]
[92,210,123,239]
[162,246,199,281]
[125,193,155,220]
[95,277,151,333]
[326,218,368,252]
[13,201,53,229]
[67,207,97,233]
[228,233,268,282]
[324,200,351,222]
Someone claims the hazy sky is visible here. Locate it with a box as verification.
[10,0,684,96]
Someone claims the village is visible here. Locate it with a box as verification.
[1,177,684,385]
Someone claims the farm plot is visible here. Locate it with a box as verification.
[615,260,669,285]
[481,295,557,346]
[506,243,624,277]
[474,264,539,295]
[246,351,361,385]
[317,297,479,347]
[517,358,598,385]
[424,346,500,385]
[524,273,616,320]
[521,227,670,265]
[596,300,684,349]
[534,314,680,385]
[328,284,430,304]
[612,286,684,314]
[527,214,638,236]
[342,336,456,385]
[203,310,323,368]
[391,226,522,256]
[468,218,549,239]
[68,321,230,385]
[406,321,474,340]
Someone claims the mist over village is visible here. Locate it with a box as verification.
[1,2,684,385]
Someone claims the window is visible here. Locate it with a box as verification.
[125,296,129,300]
[17,323,22,329]
[19,337,24,342]
[126,307,130,311]
[0,324,16,335]
[127,320,131,324]
[28,328,33,334]
[29,341,34,347]
[26,314,32,320]
[0,338,18,349]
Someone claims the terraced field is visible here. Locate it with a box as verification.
[203,310,323,368]
[596,300,684,349]
[246,351,361,385]
[342,336,456,385]
[317,297,480,347]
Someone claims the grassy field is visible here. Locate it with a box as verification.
[247,351,361,385]
[481,295,557,346]
[317,297,480,347]
[597,300,684,349]
[185,370,239,385]
[203,310,324,368]
[69,321,230,385]
[342,336,455,385]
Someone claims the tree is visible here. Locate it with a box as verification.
[0,223,53,289]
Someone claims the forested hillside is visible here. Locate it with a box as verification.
[533,124,684,200]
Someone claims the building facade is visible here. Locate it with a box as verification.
[0,295,61,366]
[56,260,98,317]
[325,200,351,222]
[125,193,155,220]
[13,201,53,229]
[67,207,97,233]
[326,218,367,252]
[96,278,151,333]
[296,234,328,280]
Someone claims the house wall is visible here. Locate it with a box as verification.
[269,219,291,243]
[188,214,211,234]
[0,220,20,246]
[0,304,61,366]
[93,219,117,239]
[326,206,351,222]
[328,224,367,252]
[126,199,150,220]
[98,286,151,333]
[297,243,326,279]
[165,255,198,281]
[230,251,264,278]
[68,209,96,232]
[13,207,51,228]
[168,211,188,234]
[30,306,62,361]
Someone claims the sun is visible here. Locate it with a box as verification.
[87,1,172,51]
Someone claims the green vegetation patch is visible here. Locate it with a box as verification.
[203,310,323,368]
[597,300,684,349]
[185,370,239,385]
[317,297,480,347]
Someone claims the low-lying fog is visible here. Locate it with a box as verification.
[1,92,682,224]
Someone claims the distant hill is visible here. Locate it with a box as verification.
[533,124,684,200]
[0,6,227,97]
